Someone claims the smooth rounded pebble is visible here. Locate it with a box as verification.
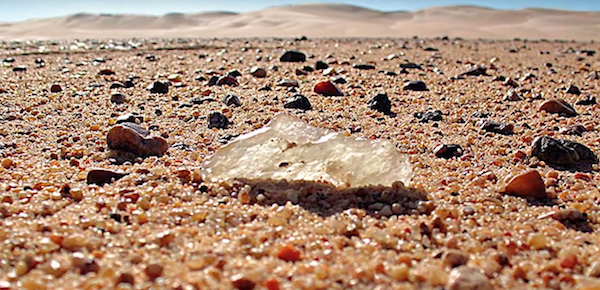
[503,170,546,199]
[314,80,343,96]
[403,80,428,91]
[539,98,577,116]
[250,66,266,78]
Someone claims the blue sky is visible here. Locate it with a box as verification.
[3,0,600,22]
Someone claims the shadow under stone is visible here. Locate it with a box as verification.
[234,178,429,218]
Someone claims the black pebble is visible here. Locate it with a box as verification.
[367,93,391,114]
[208,112,229,129]
[414,110,443,123]
[284,94,312,110]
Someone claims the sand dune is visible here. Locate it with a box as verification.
[1,3,599,40]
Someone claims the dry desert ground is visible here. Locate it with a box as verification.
[1,4,600,290]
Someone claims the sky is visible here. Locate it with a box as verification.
[2,0,600,22]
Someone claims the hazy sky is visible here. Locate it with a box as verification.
[4,0,600,22]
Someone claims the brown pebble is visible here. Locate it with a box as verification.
[107,124,168,157]
[560,124,586,136]
[86,169,128,185]
[503,170,546,199]
[314,80,343,96]
[538,208,585,221]
[50,84,62,92]
[144,263,164,280]
[98,69,115,76]
[250,66,266,78]
[446,266,493,290]
[80,258,100,275]
[217,76,239,86]
[116,272,135,285]
[539,98,577,116]
[231,275,256,290]
[443,250,470,268]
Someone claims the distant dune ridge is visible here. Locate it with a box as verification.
[1,3,599,40]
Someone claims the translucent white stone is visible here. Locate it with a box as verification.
[202,114,412,187]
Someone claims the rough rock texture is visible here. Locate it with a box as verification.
[367,92,392,114]
[202,114,412,187]
[280,50,306,62]
[531,136,598,166]
[284,94,312,110]
[106,123,168,157]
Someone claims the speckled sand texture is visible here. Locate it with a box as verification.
[1,37,600,289]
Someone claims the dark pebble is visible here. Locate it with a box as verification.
[353,63,376,70]
[472,111,489,118]
[190,97,215,105]
[147,81,169,94]
[98,69,115,76]
[566,85,581,95]
[216,76,239,86]
[227,70,242,77]
[106,123,168,157]
[116,113,143,124]
[575,96,596,106]
[50,84,62,93]
[258,86,272,91]
[109,213,122,223]
[231,276,256,290]
[87,169,128,185]
[280,50,306,62]
[433,144,463,159]
[110,82,125,89]
[224,94,241,107]
[478,120,514,135]
[208,112,229,129]
[284,94,312,110]
[560,125,587,136]
[12,66,27,72]
[400,62,422,70]
[531,136,598,166]
[110,93,126,104]
[315,60,329,70]
[331,77,347,84]
[460,65,488,76]
[404,80,428,91]
[367,92,391,114]
[414,110,443,123]
[208,76,219,86]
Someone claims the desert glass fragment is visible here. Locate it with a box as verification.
[202,114,412,187]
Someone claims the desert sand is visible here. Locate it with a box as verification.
[0,4,599,41]
[1,2,600,290]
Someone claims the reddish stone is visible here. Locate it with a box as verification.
[314,81,343,96]
[217,76,239,86]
